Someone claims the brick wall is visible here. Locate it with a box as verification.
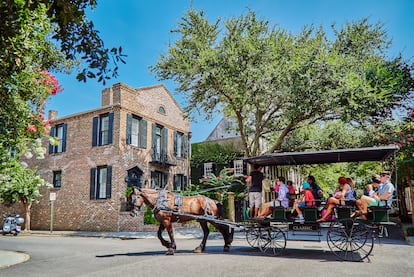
[15,83,191,232]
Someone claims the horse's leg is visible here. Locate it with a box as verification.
[164,220,176,255]
[157,224,171,249]
[213,223,233,252]
[194,220,209,253]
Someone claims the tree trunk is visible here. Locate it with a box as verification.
[408,174,414,227]
[23,202,32,232]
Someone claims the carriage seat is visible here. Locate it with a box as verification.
[271,205,290,221]
[301,206,319,222]
[368,200,392,222]
[335,202,356,220]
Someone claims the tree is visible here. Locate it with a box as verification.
[151,9,414,156]
[1,1,126,157]
[376,108,414,224]
[0,158,51,231]
[0,1,125,228]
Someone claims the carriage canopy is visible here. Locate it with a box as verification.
[244,145,399,166]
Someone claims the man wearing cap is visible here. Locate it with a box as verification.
[353,172,394,219]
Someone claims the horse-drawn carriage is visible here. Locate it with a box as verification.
[130,145,400,262]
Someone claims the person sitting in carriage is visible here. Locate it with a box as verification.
[308,175,323,206]
[352,172,395,220]
[317,176,356,222]
[257,176,289,218]
[292,181,315,222]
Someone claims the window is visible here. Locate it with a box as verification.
[49,124,67,154]
[158,105,166,114]
[152,124,168,163]
[203,162,214,177]
[174,131,188,158]
[151,171,168,189]
[173,174,187,191]
[90,166,112,199]
[53,171,62,188]
[126,114,147,148]
[233,160,244,175]
[92,113,114,146]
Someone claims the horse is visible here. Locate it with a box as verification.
[129,187,234,255]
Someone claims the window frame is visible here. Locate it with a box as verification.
[49,123,67,154]
[92,113,113,147]
[53,170,62,188]
[90,165,112,200]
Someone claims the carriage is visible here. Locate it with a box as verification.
[129,145,400,262]
[240,145,400,262]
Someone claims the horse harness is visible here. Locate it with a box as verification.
[153,188,213,217]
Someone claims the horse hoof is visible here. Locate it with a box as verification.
[223,246,230,252]
[193,246,203,253]
[166,249,174,255]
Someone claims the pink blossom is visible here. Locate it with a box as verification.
[28,125,37,133]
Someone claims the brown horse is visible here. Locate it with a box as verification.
[130,188,234,255]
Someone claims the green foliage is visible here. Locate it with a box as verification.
[0,0,126,161]
[152,9,414,156]
[191,142,244,168]
[188,167,247,202]
[0,158,51,206]
[125,186,134,199]
[406,227,414,236]
[304,161,381,197]
[143,205,158,225]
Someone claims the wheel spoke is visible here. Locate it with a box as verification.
[327,221,374,262]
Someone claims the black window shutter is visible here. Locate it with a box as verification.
[162,127,168,155]
[62,124,67,152]
[90,168,96,200]
[183,134,188,158]
[107,113,114,144]
[243,160,248,175]
[151,123,156,160]
[173,131,178,156]
[106,166,112,199]
[49,126,55,154]
[140,119,147,148]
[126,114,132,145]
[212,163,216,175]
[173,174,178,190]
[92,117,98,146]
[184,176,188,190]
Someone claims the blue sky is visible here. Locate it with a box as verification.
[48,0,414,142]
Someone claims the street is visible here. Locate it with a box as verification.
[1,230,413,277]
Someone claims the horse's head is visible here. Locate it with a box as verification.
[129,187,145,217]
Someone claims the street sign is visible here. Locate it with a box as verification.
[49,192,56,201]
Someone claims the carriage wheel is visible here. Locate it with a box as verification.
[258,226,286,256]
[327,219,374,262]
[245,226,261,249]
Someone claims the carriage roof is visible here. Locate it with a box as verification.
[244,145,399,166]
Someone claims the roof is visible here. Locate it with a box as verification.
[244,145,399,166]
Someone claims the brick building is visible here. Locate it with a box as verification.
[16,83,190,232]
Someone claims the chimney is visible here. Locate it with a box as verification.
[48,110,58,121]
[101,87,113,106]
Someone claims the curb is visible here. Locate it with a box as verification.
[0,250,30,269]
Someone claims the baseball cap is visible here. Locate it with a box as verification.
[380,170,391,176]
[302,182,310,189]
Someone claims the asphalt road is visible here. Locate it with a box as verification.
[0,228,413,277]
